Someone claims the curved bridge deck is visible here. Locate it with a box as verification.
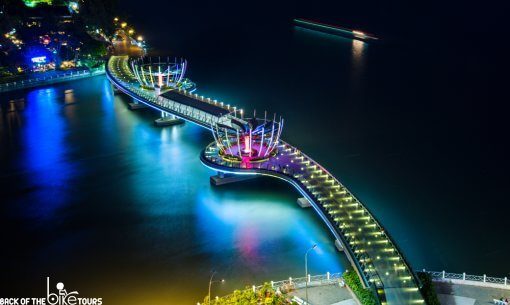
[107,56,232,129]
[106,56,426,305]
[201,143,425,304]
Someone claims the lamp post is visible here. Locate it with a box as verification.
[305,244,317,305]
[208,271,225,304]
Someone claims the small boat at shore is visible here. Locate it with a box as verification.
[294,18,379,41]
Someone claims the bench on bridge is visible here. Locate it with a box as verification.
[494,299,508,305]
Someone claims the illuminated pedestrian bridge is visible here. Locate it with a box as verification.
[106,55,426,305]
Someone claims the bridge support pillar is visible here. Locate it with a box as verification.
[128,98,148,110]
[111,84,121,95]
[296,197,311,208]
[154,112,184,127]
[334,239,344,252]
[210,172,256,186]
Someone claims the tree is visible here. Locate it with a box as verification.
[80,38,108,58]
[201,283,288,305]
[79,0,118,36]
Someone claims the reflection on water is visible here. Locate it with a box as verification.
[20,88,78,218]
[0,76,348,304]
[351,39,366,85]
[351,40,365,69]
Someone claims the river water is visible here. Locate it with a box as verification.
[0,79,347,303]
[1,2,508,304]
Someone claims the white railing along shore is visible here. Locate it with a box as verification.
[0,68,105,93]
[423,270,509,290]
[269,272,344,290]
[201,272,344,304]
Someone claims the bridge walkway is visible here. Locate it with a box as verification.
[201,142,425,305]
[107,56,233,129]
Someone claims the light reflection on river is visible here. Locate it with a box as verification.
[0,77,347,304]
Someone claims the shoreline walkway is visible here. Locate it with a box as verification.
[0,68,105,93]
[435,282,509,305]
[425,270,510,305]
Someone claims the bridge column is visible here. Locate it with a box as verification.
[128,98,148,110]
[297,197,311,208]
[209,172,256,186]
[154,111,184,127]
[334,239,344,252]
[110,83,121,94]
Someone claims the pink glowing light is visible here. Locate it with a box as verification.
[158,74,163,87]
[244,135,250,153]
[241,156,252,169]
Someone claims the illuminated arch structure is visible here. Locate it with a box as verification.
[130,57,196,92]
[212,111,284,166]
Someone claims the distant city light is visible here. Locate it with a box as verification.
[41,35,51,44]
[22,0,53,8]
[114,17,119,22]
[121,22,127,28]
[31,56,47,63]
[137,36,143,41]
[128,29,134,34]
[68,1,79,13]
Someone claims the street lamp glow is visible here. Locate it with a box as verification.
[128,29,134,34]
[121,22,127,28]
[208,272,225,304]
[137,36,143,41]
[305,244,317,305]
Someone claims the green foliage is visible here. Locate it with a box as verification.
[79,0,117,36]
[343,270,378,305]
[202,282,289,305]
[80,39,108,58]
[417,272,440,305]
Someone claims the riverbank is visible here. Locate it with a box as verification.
[211,270,510,305]
[199,273,358,305]
[0,68,105,93]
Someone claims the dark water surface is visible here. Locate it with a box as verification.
[0,79,347,303]
[122,0,508,276]
[1,0,509,303]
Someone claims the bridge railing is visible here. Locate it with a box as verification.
[290,148,420,286]
[423,270,509,289]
